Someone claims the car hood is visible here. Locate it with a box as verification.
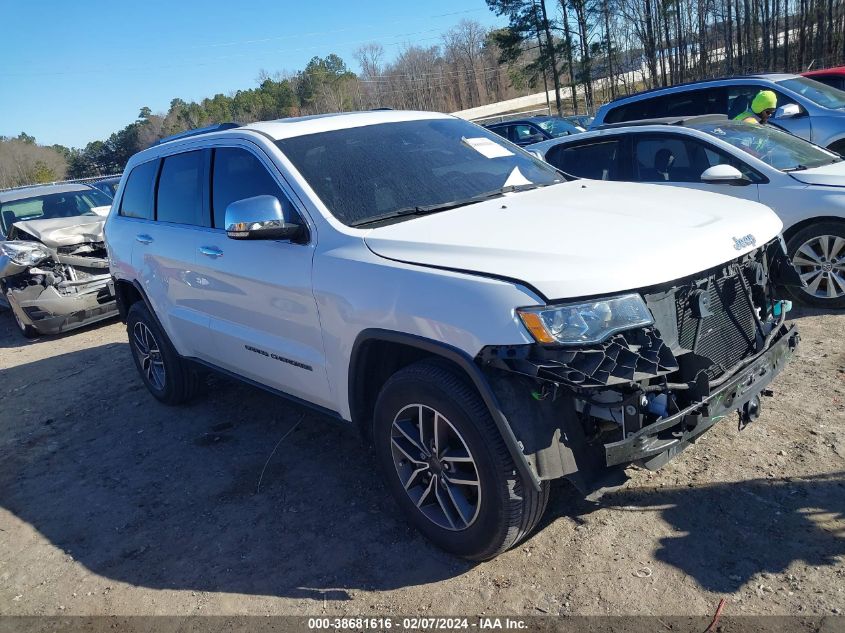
[363,180,783,300]
[788,159,845,186]
[9,215,106,247]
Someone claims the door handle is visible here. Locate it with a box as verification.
[136,234,153,245]
[199,246,224,258]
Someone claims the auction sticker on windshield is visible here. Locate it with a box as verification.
[462,136,514,158]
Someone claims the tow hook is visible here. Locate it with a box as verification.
[739,395,762,430]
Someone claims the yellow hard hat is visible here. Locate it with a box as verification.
[751,90,777,114]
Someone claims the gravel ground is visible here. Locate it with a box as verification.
[0,307,843,619]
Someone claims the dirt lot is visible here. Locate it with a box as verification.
[0,307,843,619]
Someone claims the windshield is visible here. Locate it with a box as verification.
[777,76,845,109]
[276,118,564,227]
[0,188,111,235]
[93,179,119,198]
[566,116,593,128]
[697,121,841,171]
[536,118,583,137]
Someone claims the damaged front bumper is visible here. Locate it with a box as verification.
[5,276,117,335]
[604,321,799,469]
[479,239,803,492]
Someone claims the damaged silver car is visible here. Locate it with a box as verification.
[0,183,117,338]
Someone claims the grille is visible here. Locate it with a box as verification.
[676,272,757,378]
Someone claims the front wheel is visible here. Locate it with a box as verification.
[126,301,199,404]
[786,221,845,309]
[5,291,38,339]
[372,360,549,560]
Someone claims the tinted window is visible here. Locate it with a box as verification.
[727,85,797,119]
[211,147,291,229]
[547,140,622,180]
[606,88,725,123]
[156,151,206,226]
[276,118,563,227]
[631,133,762,183]
[604,100,648,124]
[119,160,158,219]
[633,136,704,182]
[652,88,724,117]
[487,125,508,140]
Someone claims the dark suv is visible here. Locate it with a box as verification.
[485,116,584,146]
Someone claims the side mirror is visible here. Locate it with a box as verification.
[774,103,802,119]
[700,164,751,186]
[225,195,302,240]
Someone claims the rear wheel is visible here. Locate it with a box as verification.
[126,301,199,404]
[786,221,845,309]
[373,359,549,560]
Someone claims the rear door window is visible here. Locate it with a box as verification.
[547,139,623,180]
[487,125,509,141]
[156,151,207,226]
[606,88,725,123]
[119,160,158,220]
[653,88,725,117]
[604,100,648,124]
[211,147,294,229]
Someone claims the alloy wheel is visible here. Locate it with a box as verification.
[389,404,481,531]
[132,322,166,390]
[791,234,845,300]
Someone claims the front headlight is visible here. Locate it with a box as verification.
[0,241,52,266]
[517,293,654,345]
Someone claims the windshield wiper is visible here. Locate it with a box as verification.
[783,164,809,172]
[349,183,548,228]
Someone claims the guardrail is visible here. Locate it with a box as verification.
[0,174,122,194]
[470,108,553,125]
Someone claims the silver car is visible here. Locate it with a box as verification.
[593,74,845,154]
[528,114,845,307]
[0,183,118,337]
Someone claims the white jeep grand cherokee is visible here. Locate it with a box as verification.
[105,110,801,560]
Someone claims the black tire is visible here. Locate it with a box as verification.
[785,220,845,309]
[372,359,549,560]
[5,291,38,339]
[126,301,199,404]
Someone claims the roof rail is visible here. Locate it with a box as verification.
[595,114,728,129]
[154,122,242,146]
[606,74,769,104]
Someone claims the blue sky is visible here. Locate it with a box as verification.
[0,0,504,148]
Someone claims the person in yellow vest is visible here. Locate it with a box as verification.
[733,90,778,124]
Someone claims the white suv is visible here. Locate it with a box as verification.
[105,110,801,560]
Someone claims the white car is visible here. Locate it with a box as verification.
[528,114,845,307]
[105,111,800,560]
